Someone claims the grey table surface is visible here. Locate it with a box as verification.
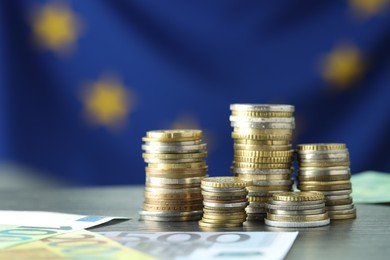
[0,185,389,260]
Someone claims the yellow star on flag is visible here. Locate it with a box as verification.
[320,43,365,89]
[82,75,135,130]
[349,0,389,18]
[31,1,82,54]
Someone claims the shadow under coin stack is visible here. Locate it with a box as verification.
[199,177,251,228]
[265,191,330,228]
[297,143,356,220]
[139,130,208,221]
[229,104,295,221]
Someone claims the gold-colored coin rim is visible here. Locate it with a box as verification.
[297,143,346,151]
[266,212,329,222]
[201,177,252,188]
[143,152,208,159]
[232,132,292,140]
[231,110,293,117]
[234,156,293,163]
[272,191,325,202]
[233,162,292,169]
[234,150,294,157]
[146,129,202,140]
[147,161,206,169]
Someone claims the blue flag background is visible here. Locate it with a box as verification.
[0,0,389,185]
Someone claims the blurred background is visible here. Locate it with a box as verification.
[0,0,389,187]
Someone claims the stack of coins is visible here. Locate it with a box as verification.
[199,177,251,228]
[229,104,295,220]
[265,192,330,228]
[297,143,356,220]
[139,130,208,221]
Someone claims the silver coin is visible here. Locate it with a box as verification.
[326,203,354,211]
[146,177,203,185]
[144,187,201,193]
[248,202,267,208]
[298,167,350,176]
[143,140,202,146]
[266,202,325,211]
[230,115,295,123]
[248,191,290,197]
[139,210,203,217]
[267,208,325,215]
[327,208,356,215]
[321,189,352,196]
[230,104,295,112]
[202,195,247,201]
[231,121,295,129]
[201,186,246,193]
[142,143,207,153]
[325,194,350,200]
[298,152,349,160]
[264,218,330,228]
[246,207,267,214]
[251,180,293,186]
[231,167,293,175]
[269,199,324,206]
[299,157,350,163]
[144,158,205,163]
[297,149,348,155]
[203,201,249,208]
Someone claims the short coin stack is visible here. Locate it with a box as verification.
[297,143,356,220]
[265,192,330,227]
[139,129,208,221]
[199,177,250,228]
[229,104,295,220]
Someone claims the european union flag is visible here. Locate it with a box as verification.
[1,0,390,185]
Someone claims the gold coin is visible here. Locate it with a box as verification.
[145,129,202,141]
[266,212,329,222]
[143,152,207,160]
[147,161,206,169]
[298,174,350,182]
[298,183,352,191]
[234,144,292,152]
[238,174,292,181]
[145,183,200,189]
[201,218,245,224]
[201,177,252,188]
[272,191,325,202]
[297,143,346,151]
[247,196,271,203]
[234,150,294,157]
[234,139,290,145]
[203,197,248,203]
[233,128,293,135]
[329,212,356,220]
[143,203,203,212]
[144,191,202,200]
[247,185,292,192]
[233,162,292,169]
[146,166,208,173]
[201,190,248,197]
[198,220,242,228]
[299,161,350,167]
[325,198,353,206]
[231,110,293,117]
[146,171,206,178]
[143,198,203,205]
[234,156,293,164]
[202,214,246,221]
[299,180,351,186]
[232,132,292,141]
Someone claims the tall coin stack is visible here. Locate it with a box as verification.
[230,104,295,221]
[199,177,251,228]
[297,143,356,220]
[265,192,330,228]
[139,130,207,222]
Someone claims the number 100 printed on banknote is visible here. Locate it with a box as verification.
[99,231,298,260]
